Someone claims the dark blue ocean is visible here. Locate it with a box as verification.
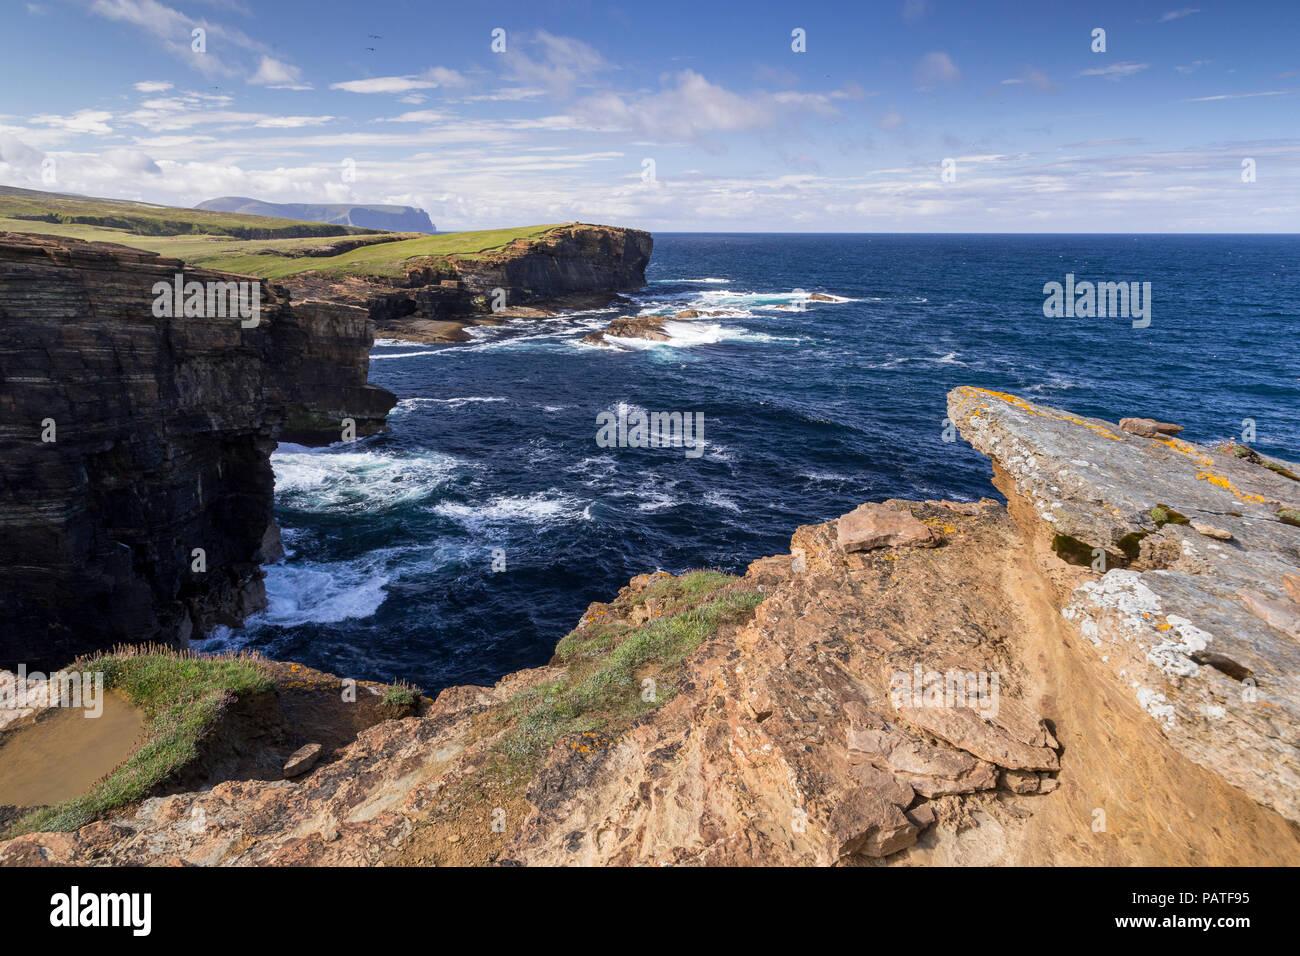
[197,235,1300,692]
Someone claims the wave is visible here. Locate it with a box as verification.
[651,277,731,284]
[272,445,462,513]
[370,349,450,360]
[396,396,508,410]
[259,558,391,626]
[431,490,593,531]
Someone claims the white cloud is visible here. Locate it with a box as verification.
[87,0,308,87]
[877,108,905,130]
[134,80,174,93]
[1079,62,1150,80]
[1001,68,1058,92]
[250,57,310,90]
[914,52,960,90]
[504,31,609,98]
[330,68,464,94]
[1158,8,1201,22]
[31,110,115,134]
[253,115,334,128]
[1184,90,1292,102]
[378,110,454,124]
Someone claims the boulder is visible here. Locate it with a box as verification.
[836,503,937,552]
[283,743,323,778]
[1119,417,1184,438]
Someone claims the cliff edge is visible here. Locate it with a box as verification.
[5,388,1296,865]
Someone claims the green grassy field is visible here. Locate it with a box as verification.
[0,186,566,280]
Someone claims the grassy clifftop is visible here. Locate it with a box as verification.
[0,186,567,280]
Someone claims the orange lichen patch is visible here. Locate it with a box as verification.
[955,387,1125,441]
[1153,436,1214,468]
[1194,471,1269,504]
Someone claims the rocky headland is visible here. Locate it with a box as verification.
[0,232,396,670]
[3,387,1297,865]
[297,223,653,345]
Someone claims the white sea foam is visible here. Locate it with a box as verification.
[396,396,508,410]
[272,446,462,512]
[370,349,449,360]
[704,491,742,513]
[432,491,592,531]
[260,558,390,626]
[652,277,731,284]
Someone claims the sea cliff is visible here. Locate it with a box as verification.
[0,232,396,669]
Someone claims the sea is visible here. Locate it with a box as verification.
[195,234,1300,693]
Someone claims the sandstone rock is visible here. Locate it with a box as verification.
[1191,522,1233,540]
[808,293,836,302]
[1285,574,1300,604]
[673,309,702,318]
[837,503,937,552]
[950,386,1300,823]
[1119,417,1184,438]
[282,743,323,778]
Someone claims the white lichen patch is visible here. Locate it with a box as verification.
[1136,686,1177,727]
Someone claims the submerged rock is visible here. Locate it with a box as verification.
[581,315,671,346]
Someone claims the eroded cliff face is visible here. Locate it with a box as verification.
[6,389,1298,867]
[0,233,395,670]
[293,223,654,343]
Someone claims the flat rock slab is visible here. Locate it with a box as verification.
[837,503,937,552]
[949,386,1300,823]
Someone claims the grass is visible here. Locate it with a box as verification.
[0,185,361,240]
[1,186,569,280]
[379,679,421,714]
[488,571,764,783]
[4,644,273,837]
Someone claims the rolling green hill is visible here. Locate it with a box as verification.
[0,186,564,280]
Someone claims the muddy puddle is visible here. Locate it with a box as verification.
[0,692,145,807]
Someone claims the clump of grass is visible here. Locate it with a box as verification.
[379,679,421,715]
[1278,508,1300,528]
[490,572,764,783]
[4,644,273,837]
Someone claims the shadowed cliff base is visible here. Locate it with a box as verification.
[3,390,1296,866]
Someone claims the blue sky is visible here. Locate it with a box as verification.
[1,0,1297,231]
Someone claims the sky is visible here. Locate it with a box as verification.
[1,0,1297,232]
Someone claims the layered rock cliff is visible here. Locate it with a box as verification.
[5,388,1297,865]
[0,233,396,670]
[295,223,654,343]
